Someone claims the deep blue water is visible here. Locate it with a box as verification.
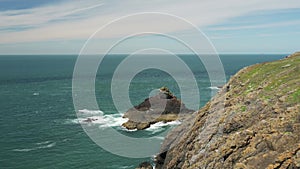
[0,54,285,168]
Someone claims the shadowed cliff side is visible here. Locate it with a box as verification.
[155,53,300,169]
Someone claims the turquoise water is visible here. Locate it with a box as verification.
[0,54,285,168]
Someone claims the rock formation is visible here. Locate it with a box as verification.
[135,162,153,169]
[154,53,300,168]
[122,87,194,130]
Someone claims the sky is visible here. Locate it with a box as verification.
[0,0,300,54]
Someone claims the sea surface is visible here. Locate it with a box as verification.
[0,54,285,169]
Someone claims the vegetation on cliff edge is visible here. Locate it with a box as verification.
[155,53,300,169]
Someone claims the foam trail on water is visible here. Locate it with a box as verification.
[12,141,56,152]
[37,142,56,149]
[36,141,51,145]
[12,148,35,152]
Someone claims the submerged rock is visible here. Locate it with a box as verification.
[122,87,194,130]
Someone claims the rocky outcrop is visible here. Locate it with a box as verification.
[122,87,194,130]
[155,53,300,168]
[135,162,153,169]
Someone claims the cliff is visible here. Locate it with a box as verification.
[155,53,300,169]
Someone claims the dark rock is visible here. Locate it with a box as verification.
[122,120,137,130]
[136,122,151,130]
[122,87,194,130]
[82,118,97,123]
[226,85,230,92]
[223,118,244,134]
[244,100,251,105]
[136,162,153,169]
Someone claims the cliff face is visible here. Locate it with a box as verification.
[155,53,300,169]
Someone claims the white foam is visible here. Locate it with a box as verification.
[120,127,137,132]
[62,139,70,142]
[12,148,35,152]
[209,86,220,90]
[63,118,82,125]
[146,121,181,134]
[73,109,128,128]
[152,136,165,140]
[37,142,56,149]
[36,141,51,145]
[12,141,56,152]
[73,109,181,132]
[78,109,103,115]
[119,165,134,169]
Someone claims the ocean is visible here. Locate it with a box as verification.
[0,54,285,169]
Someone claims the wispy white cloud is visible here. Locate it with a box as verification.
[209,35,236,40]
[0,0,300,44]
[208,20,300,31]
[0,0,104,28]
[257,31,300,37]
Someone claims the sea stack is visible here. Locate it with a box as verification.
[122,87,194,130]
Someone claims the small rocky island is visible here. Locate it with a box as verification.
[122,87,194,130]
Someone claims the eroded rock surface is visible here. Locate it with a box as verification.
[155,53,300,169]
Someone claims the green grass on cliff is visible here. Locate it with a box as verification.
[236,53,300,105]
[291,88,300,103]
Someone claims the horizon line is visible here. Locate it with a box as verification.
[0,52,291,56]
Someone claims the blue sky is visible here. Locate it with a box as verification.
[0,0,64,10]
[0,0,300,54]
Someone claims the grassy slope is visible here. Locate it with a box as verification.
[227,52,300,118]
